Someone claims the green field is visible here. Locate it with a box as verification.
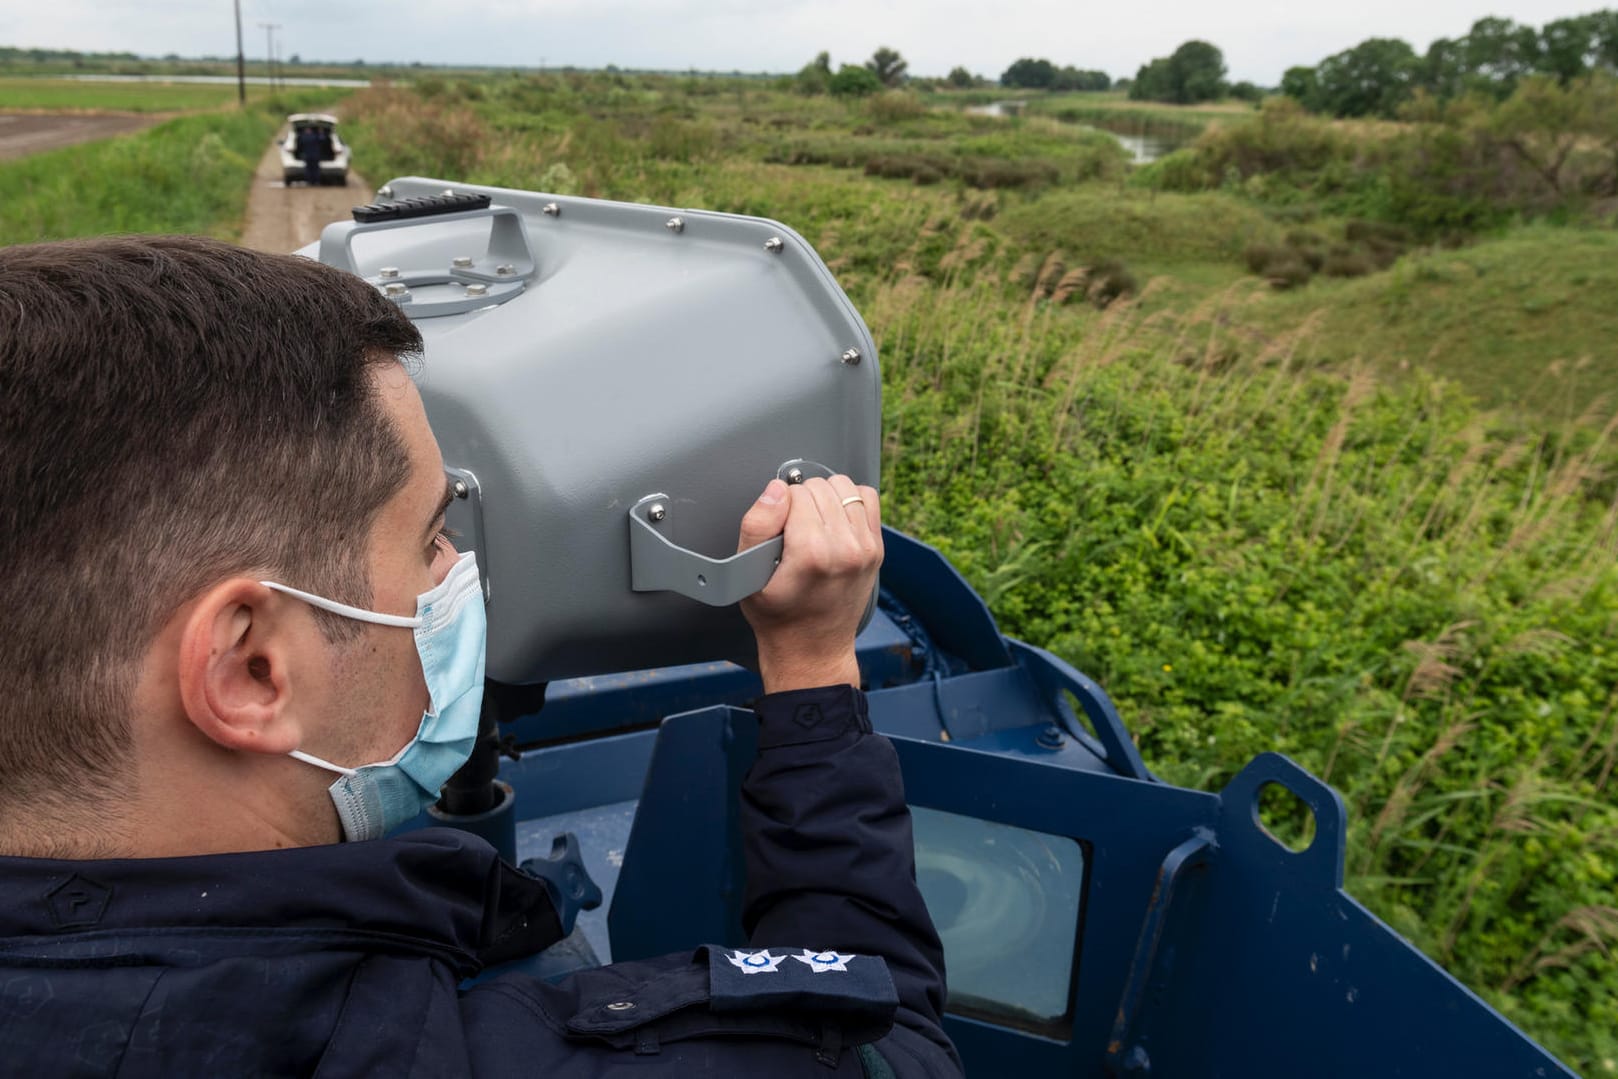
[0,88,344,242]
[0,75,294,112]
[4,72,1616,1073]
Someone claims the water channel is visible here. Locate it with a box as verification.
[64,74,371,88]
[964,100,1191,164]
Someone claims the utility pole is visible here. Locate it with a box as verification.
[259,22,281,92]
[233,0,246,105]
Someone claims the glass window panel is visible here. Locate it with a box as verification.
[910,806,1086,1035]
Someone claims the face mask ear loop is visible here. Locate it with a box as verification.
[289,749,361,778]
[258,581,423,629]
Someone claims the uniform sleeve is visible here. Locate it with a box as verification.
[739,684,962,1075]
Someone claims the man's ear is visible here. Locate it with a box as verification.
[176,580,305,756]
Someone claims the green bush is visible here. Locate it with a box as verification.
[1244,242,1280,274]
[1088,257,1138,306]
[830,64,882,98]
[1241,221,1408,287]
[1322,247,1377,277]
[959,158,1061,189]
[1130,147,1214,191]
[1264,251,1314,288]
[1378,123,1515,237]
[1188,97,1353,182]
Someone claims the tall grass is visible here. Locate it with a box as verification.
[870,251,1618,1073]
[337,77,1618,1072]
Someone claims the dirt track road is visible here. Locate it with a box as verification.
[0,113,157,160]
[239,140,371,254]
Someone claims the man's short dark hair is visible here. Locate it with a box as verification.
[0,235,423,823]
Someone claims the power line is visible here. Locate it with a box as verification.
[259,21,281,92]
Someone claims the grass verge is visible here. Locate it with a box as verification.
[0,92,349,243]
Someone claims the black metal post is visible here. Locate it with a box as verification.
[233,0,246,106]
[438,680,547,816]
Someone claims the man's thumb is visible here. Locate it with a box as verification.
[738,478,790,552]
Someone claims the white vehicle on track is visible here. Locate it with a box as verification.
[279,114,350,186]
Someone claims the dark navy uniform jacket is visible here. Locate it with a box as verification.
[0,685,962,1077]
[295,126,326,163]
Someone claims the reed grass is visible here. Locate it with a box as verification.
[869,255,1617,1073]
[314,76,1618,1072]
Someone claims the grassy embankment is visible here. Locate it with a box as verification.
[1263,226,1618,414]
[1029,89,1247,140]
[341,74,1616,1072]
[0,88,343,243]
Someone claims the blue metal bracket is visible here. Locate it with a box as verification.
[1218,751,1347,889]
[879,529,1012,672]
[608,706,756,960]
[1106,753,1575,1078]
[1105,830,1217,1076]
[1008,638,1151,781]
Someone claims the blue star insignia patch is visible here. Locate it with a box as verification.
[706,944,899,1020]
[726,949,786,973]
[794,949,855,972]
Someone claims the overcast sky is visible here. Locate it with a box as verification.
[0,1,1601,85]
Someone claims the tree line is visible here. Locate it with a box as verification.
[999,58,1111,91]
[1127,41,1261,103]
[1284,10,1618,117]
[791,12,1618,112]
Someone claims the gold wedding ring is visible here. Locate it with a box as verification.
[841,495,865,507]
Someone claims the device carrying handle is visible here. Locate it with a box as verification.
[317,202,536,280]
[629,503,782,607]
[628,461,839,607]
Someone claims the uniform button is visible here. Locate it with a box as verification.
[606,1001,636,1011]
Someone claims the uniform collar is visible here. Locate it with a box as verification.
[0,828,560,977]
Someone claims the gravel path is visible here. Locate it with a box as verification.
[238,136,372,254]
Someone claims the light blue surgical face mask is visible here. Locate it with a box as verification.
[262,552,486,842]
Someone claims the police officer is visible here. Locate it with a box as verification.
[0,236,962,1077]
[295,123,325,184]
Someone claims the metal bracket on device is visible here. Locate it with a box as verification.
[317,204,537,319]
[628,460,835,606]
[444,466,491,603]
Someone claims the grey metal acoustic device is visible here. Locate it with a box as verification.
[303,180,880,684]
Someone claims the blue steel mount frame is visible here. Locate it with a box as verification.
[438,528,1575,1078]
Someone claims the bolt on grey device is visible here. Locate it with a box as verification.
[301,179,880,685]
